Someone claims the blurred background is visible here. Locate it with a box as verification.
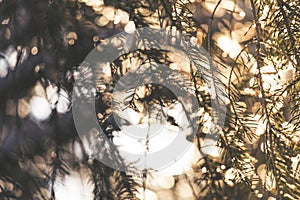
[0,0,299,199]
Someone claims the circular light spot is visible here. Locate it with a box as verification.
[93,35,99,42]
[34,65,40,73]
[96,16,109,26]
[68,39,75,45]
[102,6,115,21]
[30,96,52,121]
[31,47,39,55]
[66,32,78,40]
[124,21,136,34]
[239,11,246,18]
[114,15,121,24]
[118,10,129,24]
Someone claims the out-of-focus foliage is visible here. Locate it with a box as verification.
[0,0,299,199]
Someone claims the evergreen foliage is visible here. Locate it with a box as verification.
[0,0,299,199]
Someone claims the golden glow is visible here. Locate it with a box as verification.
[239,11,246,18]
[216,35,241,58]
[68,39,75,45]
[257,164,276,192]
[118,9,130,24]
[146,173,175,190]
[124,21,136,33]
[102,6,115,21]
[175,180,195,199]
[224,168,238,186]
[255,119,266,136]
[31,47,39,55]
[66,32,78,40]
[95,16,109,26]
[85,0,103,7]
[135,188,158,200]
[113,15,121,24]
[92,35,99,42]
[204,0,244,18]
